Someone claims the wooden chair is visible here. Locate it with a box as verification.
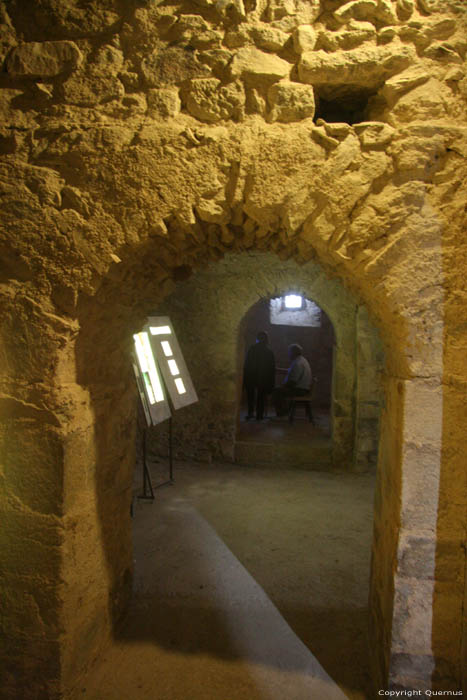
[288,378,317,424]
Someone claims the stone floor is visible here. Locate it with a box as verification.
[235,406,333,469]
[81,462,375,700]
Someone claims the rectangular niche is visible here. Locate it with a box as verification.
[269,296,322,327]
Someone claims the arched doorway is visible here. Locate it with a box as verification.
[239,294,334,421]
[115,250,383,697]
[2,61,463,695]
[2,222,453,698]
[145,252,383,473]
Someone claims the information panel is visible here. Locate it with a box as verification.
[145,316,198,411]
[133,331,171,425]
[132,360,152,428]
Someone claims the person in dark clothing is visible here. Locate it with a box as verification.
[243,331,276,421]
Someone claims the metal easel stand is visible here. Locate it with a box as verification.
[138,425,155,500]
[153,416,175,490]
[138,417,174,501]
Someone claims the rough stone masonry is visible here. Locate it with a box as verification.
[0,1,466,698]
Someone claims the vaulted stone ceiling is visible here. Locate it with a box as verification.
[1,1,466,698]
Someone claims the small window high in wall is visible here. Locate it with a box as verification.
[270,295,322,328]
[283,294,304,310]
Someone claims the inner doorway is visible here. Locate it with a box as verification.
[236,295,335,469]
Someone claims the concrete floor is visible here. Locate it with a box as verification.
[82,462,375,700]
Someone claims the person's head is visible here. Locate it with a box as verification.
[256,331,268,344]
[288,343,302,360]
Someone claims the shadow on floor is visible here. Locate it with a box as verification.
[122,463,376,699]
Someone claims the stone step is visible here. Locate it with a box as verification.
[234,439,333,470]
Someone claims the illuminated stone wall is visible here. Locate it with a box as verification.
[150,251,383,469]
[0,0,466,697]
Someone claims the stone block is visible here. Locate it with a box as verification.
[1,421,64,516]
[354,121,395,148]
[147,87,181,119]
[378,27,397,45]
[6,41,82,78]
[310,127,339,150]
[390,652,435,690]
[380,66,430,104]
[293,25,317,54]
[336,21,377,50]
[424,42,463,64]
[334,0,378,24]
[195,198,230,224]
[173,13,210,41]
[392,577,434,654]
[246,87,267,115]
[93,44,124,74]
[251,25,289,52]
[61,186,90,217]
[391,132,445,173]
[398,535,436,580]
[426,17,457,41]
[215,0,246,20]
[444,66,464,83]
[317,120,353,139]
[375,0,398,25]
[62,71,124,106]
[198,49,233,79]
[298,46,414,91]
[397,24,429,51]
[265,0,321,25]
[141,47,209,86]
[267,81,315,123]
[400,449,443,532]
[118,70,140,92]
[417,0,436,13]
[230,47,291,85]
[186,78,245,122]
[224,28,249,49]
[396,0,414,20]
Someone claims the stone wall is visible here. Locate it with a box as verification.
[354,305,384,471]
[148,251,382,469]
[0,0,466,697]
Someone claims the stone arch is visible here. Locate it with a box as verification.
[1,0,466,692]
[1,184,456,697]
[58,214,430,693]
[150,250,383,470]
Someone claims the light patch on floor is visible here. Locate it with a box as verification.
[81,462,375,699]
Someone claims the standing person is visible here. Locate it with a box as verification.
[243,331,276,421]
[272,344,312,417]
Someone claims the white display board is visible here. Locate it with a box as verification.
[132,360,152,428]
[133,331,172,426]
[145,316,198,411]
